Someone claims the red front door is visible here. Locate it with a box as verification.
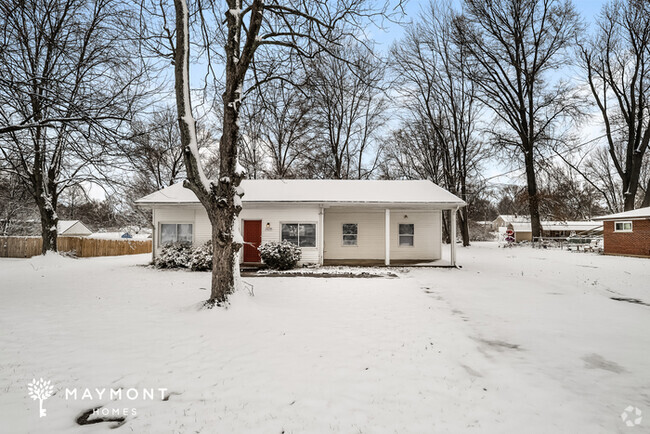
[243,220,262,263]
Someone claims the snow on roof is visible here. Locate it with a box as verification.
[509,221,603,233]
[494,215,530,223]
[593,206,650,221]
[57,220,78,233]
[57,220,92,235]
[135,180,466,207]
[542,221,603,232]
[510,222,532,232]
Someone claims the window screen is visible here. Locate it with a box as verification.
[342,223,358,246]
[399,224,414,246]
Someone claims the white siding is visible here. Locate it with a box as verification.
[239,206,321,264]
[324,208,441,261]
[153,204,441,263]
[153,206,202,257]
[324,209,385,260]
[389,210,441,261]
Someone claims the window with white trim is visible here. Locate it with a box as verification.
[160,223,193,245]
[281,223,316,247]
[399,224,414,246]
[342,223,358,246]
[614,221,633,232]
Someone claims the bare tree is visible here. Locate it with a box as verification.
[0,0,149,253]
[454,0,582,238]
[305,42,388,179]
[260,82,311,178]
[578,0,650,210]
[0,173,37,236]
[238,102,266,179]
[166,0,399,305]
[390,1,484,246]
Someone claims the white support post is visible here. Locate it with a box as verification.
[450,208,457,267]
[385,208,390,266]
[318,206,325,265]
[151,208,156,261]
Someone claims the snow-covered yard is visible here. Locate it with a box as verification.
[0,243,648,433]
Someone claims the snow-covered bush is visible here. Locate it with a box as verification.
[155,243,193,269]
[189,241,213,271]
[258,240,302,270]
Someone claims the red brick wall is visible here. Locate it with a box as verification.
[603,219,650,257]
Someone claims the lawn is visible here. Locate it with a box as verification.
[0,243,648,433]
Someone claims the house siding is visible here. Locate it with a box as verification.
[323,208,441,261]
[153,204,443,264]
[239,206,321,264]
[603,220,650,257]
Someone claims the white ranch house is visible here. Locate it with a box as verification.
[136,180,466,267]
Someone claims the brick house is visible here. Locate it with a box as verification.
[593,207,650,258]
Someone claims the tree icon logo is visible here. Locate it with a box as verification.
[27,378,54,417]
[621,406,643,427]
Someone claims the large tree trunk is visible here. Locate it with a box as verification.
[642,176,650,208]
[39,211,58,253]
[524,149,542,238]
[173,0,246,306]
[623,152,645,211]
[36,194,58,254]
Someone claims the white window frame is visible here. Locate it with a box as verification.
[280,222,318,249]
[159,222,194,245]
[342,223,358,246]
[398,223,415,247]
[614,221,633,233]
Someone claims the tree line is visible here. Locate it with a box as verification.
[1,0,649,304]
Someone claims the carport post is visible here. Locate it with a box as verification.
[450,207,457,267]
[385,208,390,266]
[318,205,325,265]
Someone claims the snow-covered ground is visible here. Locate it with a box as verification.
[0,243,648,433]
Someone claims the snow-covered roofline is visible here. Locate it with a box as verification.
[135,180,466,208]
[592,206,650,221]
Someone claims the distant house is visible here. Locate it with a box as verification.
[492,214,530,231]
[497,216,602,242]
[136,180,466,266]
[593,207,650,258]
[57,220,92,237]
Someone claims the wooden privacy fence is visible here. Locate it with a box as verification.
[0,236,152,258]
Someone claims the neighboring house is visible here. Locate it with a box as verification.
[492,214,530,231]
[136,180,466,266]
[593,207,650,258]
[57,220,93,237]
[540,221,603,238]
[497,216,602,242]
[504,222,534,242]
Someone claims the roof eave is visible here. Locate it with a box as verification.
[136,200,466,208]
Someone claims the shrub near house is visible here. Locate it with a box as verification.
[258,241,302,270]
[154,242,214,271]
